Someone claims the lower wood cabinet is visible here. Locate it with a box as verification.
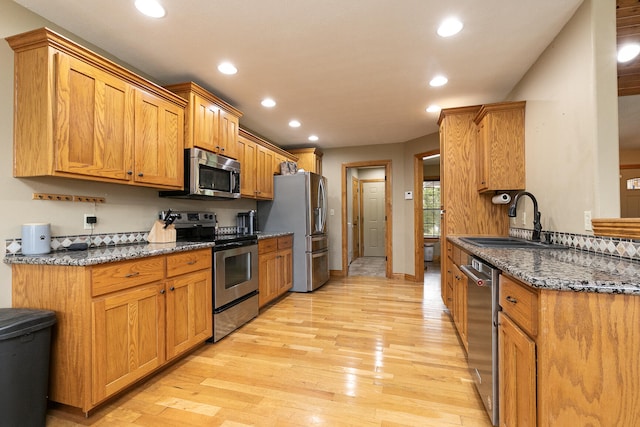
[11,248,212,413]
[498,273,640,426]
[258,235,293,307]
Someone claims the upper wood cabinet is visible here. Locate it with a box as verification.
[474,101,526,192]
[6,27,187,190]
[164,81,242,159]
[237,128,296,200]
[288,147,323,175]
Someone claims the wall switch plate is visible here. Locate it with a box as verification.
[404,191,413,200]
[584,210,593,231]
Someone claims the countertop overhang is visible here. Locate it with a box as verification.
[450,236,640,295]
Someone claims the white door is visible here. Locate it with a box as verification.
[362,181,385,257]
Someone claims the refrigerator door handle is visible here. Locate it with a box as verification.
[317,177,327,233]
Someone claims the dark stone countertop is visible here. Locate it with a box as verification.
[450,236,640,295]
[3,241,215,267]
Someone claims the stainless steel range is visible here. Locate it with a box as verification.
[161,211,259,342]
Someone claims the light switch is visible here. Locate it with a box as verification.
[329,209,335,216]
[404,191,413,200]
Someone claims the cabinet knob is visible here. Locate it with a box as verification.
[127,170,133,175]
[505,296,518,304]
[138,172,144,177]
[169,286,175,291]
[160,289,166,294]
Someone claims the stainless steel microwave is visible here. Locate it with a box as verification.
[159,148,241,200]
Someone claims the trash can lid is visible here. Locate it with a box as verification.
[0,308,57,340]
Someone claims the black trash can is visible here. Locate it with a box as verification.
[0,308,57,427]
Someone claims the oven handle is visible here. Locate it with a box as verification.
[460,264,492,287]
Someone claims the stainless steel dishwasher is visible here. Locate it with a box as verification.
[460,257,500,426]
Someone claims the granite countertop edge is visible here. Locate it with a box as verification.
[3,241,216,267]
[257,232,294,239]
[449,236,640,296]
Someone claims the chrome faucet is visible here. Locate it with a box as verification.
[508,191,542,241]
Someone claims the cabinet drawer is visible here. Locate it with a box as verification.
[166,249,211,278]
[500,275,538,336]
[92,256,165,297]
[277,235,293,250]
[259,238,277,254]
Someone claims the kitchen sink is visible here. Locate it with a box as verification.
[459,236,567,249]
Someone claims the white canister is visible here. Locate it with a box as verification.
[21,223,51,255]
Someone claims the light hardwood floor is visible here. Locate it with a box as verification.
[48,265,491,426]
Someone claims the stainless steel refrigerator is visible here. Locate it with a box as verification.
[258,172,329,292]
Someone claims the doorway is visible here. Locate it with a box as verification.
[342,160,392,278]
[413,150,440,280]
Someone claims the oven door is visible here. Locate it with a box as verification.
[213,244,258,308]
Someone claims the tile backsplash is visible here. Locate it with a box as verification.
[510,227,640,262]
[5,231,149,255]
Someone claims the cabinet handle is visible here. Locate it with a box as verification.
[170,286,175,291]
[506,296,518,304]
[138,172,144,177]
[187,260,197,265]
[125,272,140,278]
[127,170,133,175]
[160,289,166,294]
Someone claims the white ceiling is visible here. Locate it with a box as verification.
[13,0,584,149]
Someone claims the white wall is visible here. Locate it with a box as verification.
[323,133,439,277]
[506,0,619,233]
[0,0,256,307]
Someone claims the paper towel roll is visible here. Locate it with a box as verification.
[491,193,511,204]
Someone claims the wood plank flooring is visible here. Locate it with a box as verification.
[47,266,492,426]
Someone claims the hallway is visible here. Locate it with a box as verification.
[48,262,490,426]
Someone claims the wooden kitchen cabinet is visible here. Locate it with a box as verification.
[288,147,323,175]
[498,273,640,426]
[258,235,293,308]
[6,27,186,190]
[164,81,243,159]
[238,128,295,200]
[11,248,212,413]
[474,101,526,192]
[438,106,510,308]
[452,263,468,351]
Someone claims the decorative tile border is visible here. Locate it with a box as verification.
[510,227,640,262]
[5,231,149,255]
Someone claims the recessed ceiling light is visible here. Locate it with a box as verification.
[618,43,640,63]
[308,135,319,142]
[426,105,441,113]
[218,62,237,75]
[429,75,448,87]
[261,98,276,108]
[437,18,463,37]
[289,120,301,128]
[134,0,165,18]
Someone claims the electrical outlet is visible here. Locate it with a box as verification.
[584,210,593,231]
[522,211,527,226]
[84,214,97,230]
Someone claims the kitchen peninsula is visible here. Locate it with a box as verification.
[448,236,640,427]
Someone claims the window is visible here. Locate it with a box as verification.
[627,177,640,190]
[423,181,441,238]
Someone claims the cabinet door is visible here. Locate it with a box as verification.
[134,89,184,188]
[476,120,490,191]
[219,108,239,159]
[166,270,212,359]
[192,93,220,152]
[238,136,258,198]
[256,144,274,200]
[258,249,278,307]
[456,266,468,350]
[277,247,293,296]
[91,282,165,404]
[55,53,134,180]
[499,312,536,427]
